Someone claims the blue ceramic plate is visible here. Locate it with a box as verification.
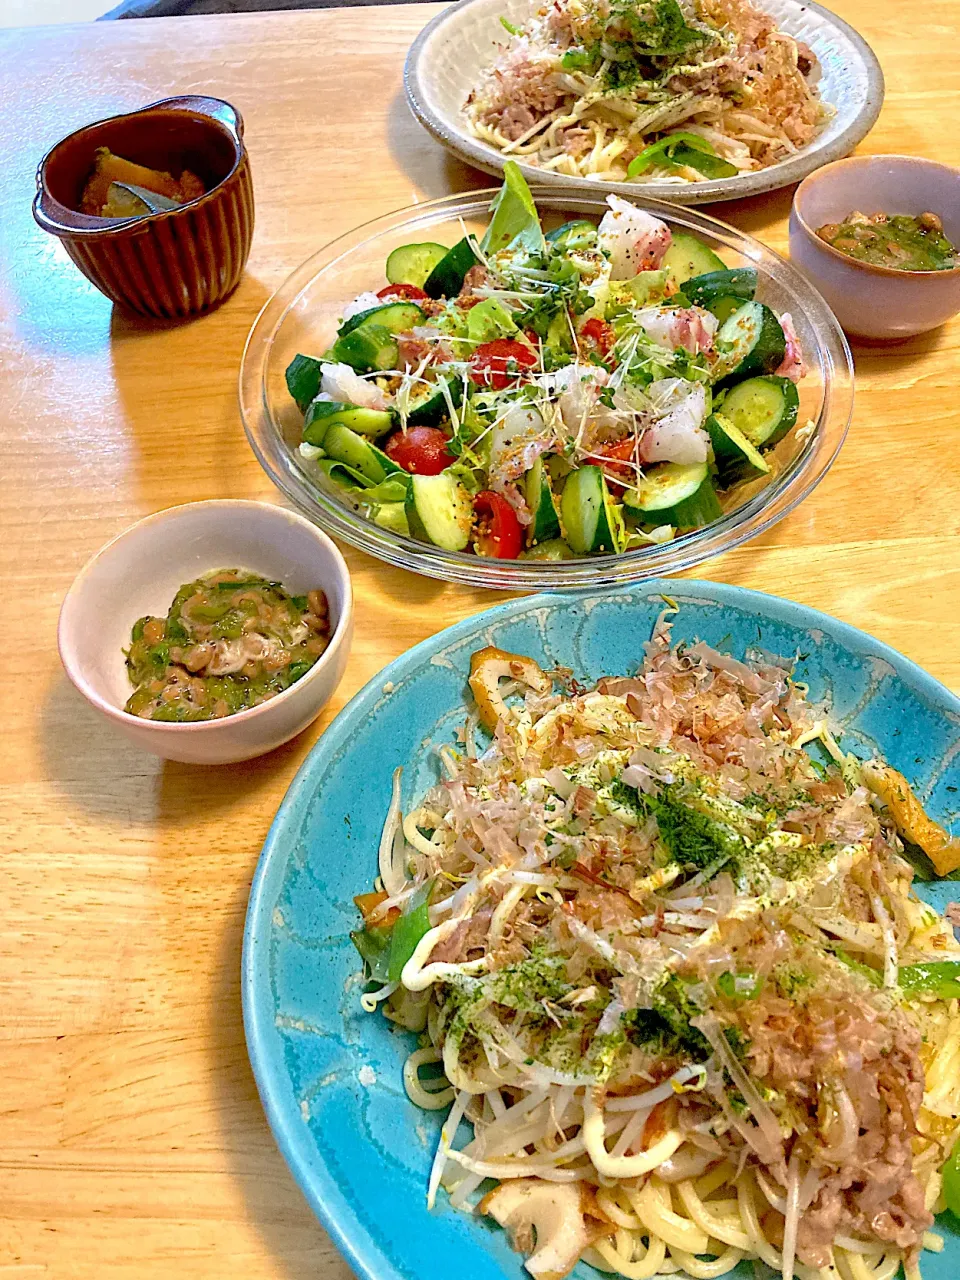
[242,582,960,1280]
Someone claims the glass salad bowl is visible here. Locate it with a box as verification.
[239,189,854,590]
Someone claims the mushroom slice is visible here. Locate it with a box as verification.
[468,647,553,732]
[862,759,960,876]
[479,1179,594,1280]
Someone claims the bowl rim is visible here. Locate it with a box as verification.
[792,155,960,279]
[33,97,246,239]
[402,0,885,206]
[57,499,354,735]
[239,187,854,591]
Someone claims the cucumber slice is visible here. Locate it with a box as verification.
[406,472,473,551]
[339,301,424,339]
[286,353,324,412]
[706,413,771,475]
[545,219,598,250]
[424,237,479,299]
[624,467,722,530]
[405,375,463,428]
[717,375,799,447]
[519,538,575,561]
[671,476,723,528]
[323,424,403,484]
[715,302,787,387]
[318,458,368,490]
[524,455,561,544]
[560,466,625,554]
[662,232,725,286]
[706,295,747,325]
[303,400,394,445]
[683,267,757,309]
[332,324,398,373]
[385,242,448,288]
[624,461,714,527]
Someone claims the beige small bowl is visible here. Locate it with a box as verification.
[789,155,960,340]
[58,501,353,765]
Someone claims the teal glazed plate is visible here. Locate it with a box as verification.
[242,582,960,1280]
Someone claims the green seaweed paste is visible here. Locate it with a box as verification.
[817,208,958,271]
[124,570,331,722]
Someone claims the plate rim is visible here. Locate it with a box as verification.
[242,580,959,1280]
[403,0,886,205]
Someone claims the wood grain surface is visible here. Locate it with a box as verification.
[0,3,958,1276]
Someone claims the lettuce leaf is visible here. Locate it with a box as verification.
[481,160,545,256]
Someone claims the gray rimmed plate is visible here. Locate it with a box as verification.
[404,0,884,205]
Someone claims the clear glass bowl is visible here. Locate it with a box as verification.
[239,189,853,590]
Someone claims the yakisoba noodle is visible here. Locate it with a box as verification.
[353,610,960,1280]
[464,0,831,184]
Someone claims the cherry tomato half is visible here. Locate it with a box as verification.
[377,283,429,302]
[473,490,523,559]
[579,317,615,358]
[383,426,454,476]
[593,437,639,493]
[469,339,538,390]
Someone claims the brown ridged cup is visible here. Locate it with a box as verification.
[33,95,254,319]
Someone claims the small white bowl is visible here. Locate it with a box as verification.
[58,500,353,765]
[789,155,960,340]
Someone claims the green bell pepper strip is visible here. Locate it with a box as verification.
[387,882,433,982]
[943,1139,960,1216]
[350,925,392,982]
[898,960,960,999]
[833,948,882,986]
[627,132,737,180]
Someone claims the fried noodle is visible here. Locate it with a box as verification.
[464,0,831,184]
[357,613,960,1279]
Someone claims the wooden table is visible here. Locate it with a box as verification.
[1,3,958,1275]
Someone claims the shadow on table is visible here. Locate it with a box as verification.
[39,670,313,826]
[709,184,798,237]
[105,270,276,507]
[848,323,950,374]
[385,86,490,202]
[202,814,353,1279]
[203,859,348,1279]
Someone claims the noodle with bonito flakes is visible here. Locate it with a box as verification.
[464,0,832,185]
[352,608,960,1280]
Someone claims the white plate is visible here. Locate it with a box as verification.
[405,0,884,204]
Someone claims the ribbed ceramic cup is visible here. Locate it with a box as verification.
[33,95,254,319]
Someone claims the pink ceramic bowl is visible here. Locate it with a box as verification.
[789,155,960,340]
